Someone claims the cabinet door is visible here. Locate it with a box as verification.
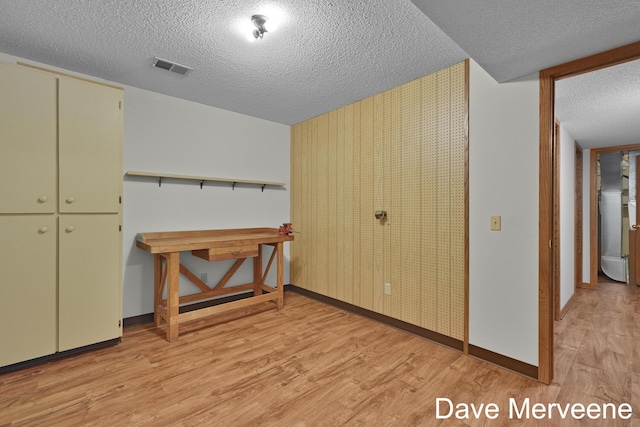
[0,63,57,214]
[59,78,123,213]
[0,216,57,367]
[58,214,122,351]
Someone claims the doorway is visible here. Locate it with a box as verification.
[539,40,640,385]
[589,146,640,288]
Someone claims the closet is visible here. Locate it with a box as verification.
[0,62,123,368]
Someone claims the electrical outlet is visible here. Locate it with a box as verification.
[384,283,392,295]
[200,273,208,283]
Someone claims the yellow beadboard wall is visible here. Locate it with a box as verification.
[291,60,468,340]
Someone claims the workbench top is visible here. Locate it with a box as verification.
[136,227,293,254]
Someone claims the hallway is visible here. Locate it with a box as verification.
[553,281,640,425]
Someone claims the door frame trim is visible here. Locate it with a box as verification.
[539,40,640,385]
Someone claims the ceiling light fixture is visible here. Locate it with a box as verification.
[251,14,269,39]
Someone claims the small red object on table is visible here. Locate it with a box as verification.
[278,223,293,235]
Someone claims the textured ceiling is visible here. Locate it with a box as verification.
[397,0,640,150]
[0,0,468,125]
[556,59,640,149]
[410,0,640,83]
[0,1,639,134]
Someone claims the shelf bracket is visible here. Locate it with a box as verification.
[158,177,162,187]
[261,184,266,192]
[232,182,236,191]
[200,180,204,189]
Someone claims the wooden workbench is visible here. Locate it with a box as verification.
[136,228,293,342]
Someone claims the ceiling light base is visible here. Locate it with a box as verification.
[251,14,269,39]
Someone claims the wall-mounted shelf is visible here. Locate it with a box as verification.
[125,171,286,191]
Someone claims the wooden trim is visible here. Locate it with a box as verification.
[594,143,640,154]
[631,230,637,286]
[0,338,120,375]
[590,150,599,288]
[559,291,577,319]
[124,312,155,328]
[17,61,124,91]
[468,345,538,380]
[538,67,554,385]
[287,285,464,351]
[464,59,470,355]
[575,142,583,294]
[540,40,640,81]
[539,39,640,385]
[553,120,561,321]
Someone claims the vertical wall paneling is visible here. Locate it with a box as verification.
[436,67,452,336]
[373,93,385,313]
[327,111,338,299]
[401,79,422,325]
[360,97,375,311]
[389,86,404,320]
[300,121,310,288]
[291,61,467,341]
[382,90,393,317]
[421,72,438,331]
[316,114,329,296]
[335,107,346,302]
[290,123,301,284]
[309,117,318,294]
[343,104,355,304]
[352,102,362,306]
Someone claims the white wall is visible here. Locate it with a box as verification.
[469,60,539,366]
[559,124,576,309]
[0,52,291,319]
[123,89,290,318]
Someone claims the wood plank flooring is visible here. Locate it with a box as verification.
[1,284,639,426]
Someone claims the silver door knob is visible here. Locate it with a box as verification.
[375,210,387,220]
[65,197,75,204]
[38,226,49,234]
[38,196,48,203]
[65,226,75,233]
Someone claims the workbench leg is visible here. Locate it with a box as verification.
[254,244,263,296]
[277,242,284,310]
[166,252,180,342]
[154,254,163,327]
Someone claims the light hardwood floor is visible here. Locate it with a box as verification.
[1,284,639,426]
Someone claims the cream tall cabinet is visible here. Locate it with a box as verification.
[0,62,123,368]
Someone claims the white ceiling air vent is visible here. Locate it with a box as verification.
[153,57,193,76]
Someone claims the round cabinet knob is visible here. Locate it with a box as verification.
[38,196,48,203]
[65,197,75,204]
[65,226,75,233]
[38,226,49,234]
